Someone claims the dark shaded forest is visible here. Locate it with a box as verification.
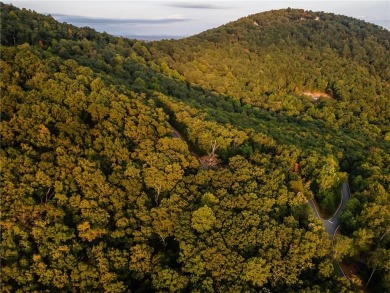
[1,3,389,292]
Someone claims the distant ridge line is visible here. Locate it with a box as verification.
[116,34,187,41]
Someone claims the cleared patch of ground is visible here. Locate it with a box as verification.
[302,91,332,100]
[340,260,372,293]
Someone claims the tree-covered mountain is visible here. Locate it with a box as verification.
[1,3,389,292]
[152,9,389,137]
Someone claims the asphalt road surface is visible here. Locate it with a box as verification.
[309,182,351,235]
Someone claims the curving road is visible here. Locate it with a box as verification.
[172,126,208,169]
[172,127,184,140]
[309,182,351,278]
[175,122,352,233]
[309,182,350,235]
[175,124,351,278]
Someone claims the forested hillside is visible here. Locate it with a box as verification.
[152,9,390,139]
[1,3,389,292]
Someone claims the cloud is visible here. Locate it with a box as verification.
[51,14,194,25]
[167,2,225,9]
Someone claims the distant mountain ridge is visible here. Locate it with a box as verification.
[118,35,186,41]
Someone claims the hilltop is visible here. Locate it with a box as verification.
[151,9,389,133]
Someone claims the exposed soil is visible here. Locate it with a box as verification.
[340,261,361,279]
[302,91,332,100]
[340,260,373,293]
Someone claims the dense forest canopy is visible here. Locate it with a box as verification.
[1,3,389,292]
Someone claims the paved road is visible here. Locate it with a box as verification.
[308,182,350,235]
[308,182,351,278]
[172,127,183,139]
[171,126,208,169]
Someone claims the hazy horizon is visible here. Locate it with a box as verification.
[4,1,389,40]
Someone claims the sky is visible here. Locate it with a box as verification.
[4,1,390,40]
